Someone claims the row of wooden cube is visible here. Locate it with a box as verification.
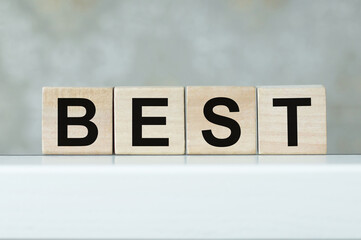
[42,86,327,155]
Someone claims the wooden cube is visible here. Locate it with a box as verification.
[186,86,257,154]
[257,85,327,154]
[42,87,113,154]
[114,87,185,154]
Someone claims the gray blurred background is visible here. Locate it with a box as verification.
[0,0,360,154]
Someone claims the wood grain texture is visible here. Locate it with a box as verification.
[42,87,113,154]
[114,87,185,154]
[257,85,327,154]
[186,86,257,154]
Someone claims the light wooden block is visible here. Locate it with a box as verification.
[114,87,185,154]
[186,86,257,154]
[42,87,113,154]
[257,85,327,154]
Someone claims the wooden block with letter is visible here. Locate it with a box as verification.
[114,87,185,154]
[257,85,327,154]
[42,87,113,154]
[186,86,257,154]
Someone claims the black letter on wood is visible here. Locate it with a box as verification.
[202,97,241,147]
[58,98,98,146]
[273,98,311,146]
[132,98,169,146]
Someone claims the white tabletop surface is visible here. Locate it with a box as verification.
[1,155,360,239]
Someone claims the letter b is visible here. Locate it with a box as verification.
[58,98,98,146]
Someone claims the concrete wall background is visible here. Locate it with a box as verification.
[0,0,360,154]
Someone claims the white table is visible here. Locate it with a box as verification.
[1,155,360,239]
